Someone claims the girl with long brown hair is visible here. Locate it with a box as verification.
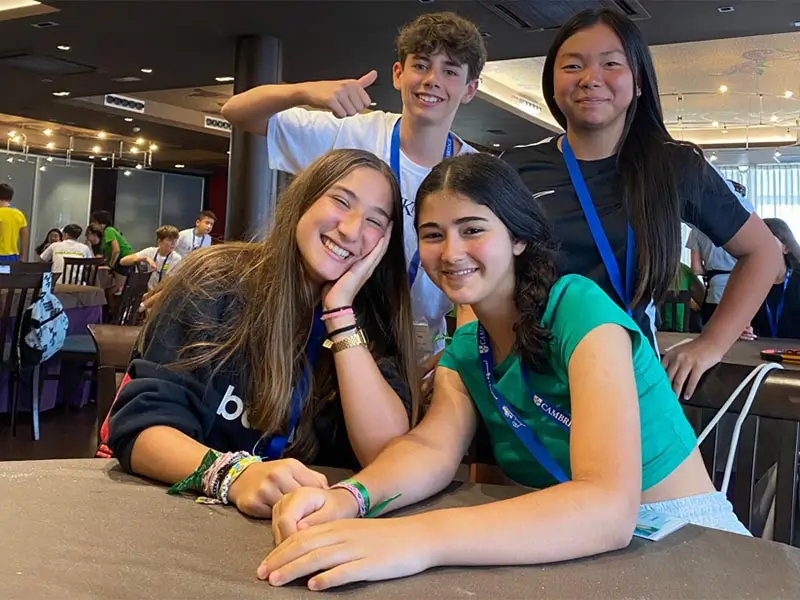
[106,149,420,518]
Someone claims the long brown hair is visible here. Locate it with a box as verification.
[141,149,420,460]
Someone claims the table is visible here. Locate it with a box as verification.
[2,460,800,599]
[657,332,800,371]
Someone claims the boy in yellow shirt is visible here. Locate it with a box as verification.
[0,184,28,261]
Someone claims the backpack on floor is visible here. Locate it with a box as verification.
[17,272,69,367]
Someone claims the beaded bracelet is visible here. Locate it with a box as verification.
[330,478,403,518]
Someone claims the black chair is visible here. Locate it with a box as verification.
[0,273,49,440]
[682,365,800,545]
[62,257,105,286]
[114,272,151,326]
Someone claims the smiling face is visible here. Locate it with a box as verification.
[393,52,478,127]
[296,166,393,285]
[417,189,525,308]
[552,23,635,132]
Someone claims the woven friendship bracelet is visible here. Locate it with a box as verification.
[330,479,369,518]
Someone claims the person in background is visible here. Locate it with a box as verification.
[0,183,28,262]
[89,210,134,290]
[259,153,747,592]
[105,149,419,520]
[119,225,183,291]
[748,218,800,340]
[686,180,750,325]
[85,225,103,258]
[661,262,704,333]
[175,210,216,257]
[35,228,63,257]
[221,11,486,370]
[501,8,781,400]
[39,224,93,274]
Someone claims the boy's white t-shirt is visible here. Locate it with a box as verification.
[267,108,477,354]
[175,228,212,257]
[135,247,183,291]
[40,239,93,274]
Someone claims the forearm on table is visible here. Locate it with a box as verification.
[328,314,410,465]
[129,425,211,484]
[418,480,637,568]
[702,253,776,348]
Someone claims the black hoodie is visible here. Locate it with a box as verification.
[106,293,410,473]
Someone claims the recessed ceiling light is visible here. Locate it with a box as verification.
[47,156,54,162]
[101,157,108,161]
[130,147,139,154]
[135,164,143,170]
[149,144,158,151]
[771,115,780,122]
[97,131,107,139]
[215,76,234,82]
[718,85,728,93]
[775,150,782,158]
[492,143,500,147]
[785,90,794,98]
[369,102,377,107]
[92,145,101,153]
[140,68,153,74]
[52,91,70,97]
[56,45,70,51]
[174,164,185,168]
[711,120,719,128]
[124,117,133,122]
[123,170,131,176]
[135,137,145,145]
[43,128,52,136]
[717,6,735,13]
[89,155,95,159]
[46,142,55,149]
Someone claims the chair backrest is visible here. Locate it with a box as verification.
[682,366,800,546]
[0,273,48,367]
[0,261,52,275]
[86,323,141,434]
[115,272,151,326]
[62,257,105,286]
[659,290,692,333]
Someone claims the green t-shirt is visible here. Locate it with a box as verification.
[101,226,133,264]
[663,263,695,332]
[440,274,696,490]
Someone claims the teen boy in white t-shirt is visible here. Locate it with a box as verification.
[222,12,487,358]
[119,225,183,291]
[175,210,216,257]
[40,224,93,273]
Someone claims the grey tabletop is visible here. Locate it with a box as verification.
[2,459,800,599]
[657,331,800,371]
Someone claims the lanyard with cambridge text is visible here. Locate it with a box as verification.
[390,118,454,288]
[766,270,790,338]
[255,307,326,459]
[477,324,570,483]
[562,137,635,315]
[153,251,171,282]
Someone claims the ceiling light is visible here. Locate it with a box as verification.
[215,76,234,82]
[135,164,143,169]
[13,136,22,144]
[771,115,780,122]
[492,143,500,148]
[775,150,782,158]
[43,128,52,136]
[101,157,108,161]
[124,117,133,122]
[785,90,794,98]
[711,120,719,128]
[140,68,152,74]
[39,165,46,172]
[710,153,718,162]
[97,131,106,139]
[717,6,735,13]
[370,102,377,107]
[135,137,145,145]
[46,142,55,149]
[123,169,131,176]
[46,156,54,162]
[149,144,158,151]
[174,164,185,169]
[52,91,70,97]
[130,147,139,154]
[738,165,749,172]
[5,157,12,163]
[718,85,728,93]
[88,155,95,159]
[8,131,16,137]
[56,45,70,51]
[92,145,101,153]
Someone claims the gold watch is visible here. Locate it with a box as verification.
[323,328,368,353]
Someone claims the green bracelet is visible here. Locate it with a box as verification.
[167,449,220,495]
[365,492,402,518]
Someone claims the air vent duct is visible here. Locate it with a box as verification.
[204,116,231,132]
[104,94,146,113]
[478,0,650,31]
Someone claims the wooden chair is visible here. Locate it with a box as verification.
[114,272,151,326]
[62,257,105,286]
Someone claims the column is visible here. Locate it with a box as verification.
[225,35,282,241]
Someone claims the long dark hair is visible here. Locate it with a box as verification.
[142,149,420,460]
[35,228,62,255]
[415,153,558,372]
[764,218,800,272]
[542,8,703,305]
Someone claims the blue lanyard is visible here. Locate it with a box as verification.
[153,251,171,282]
[477,324,570,483]
[562,137,635,314]
[389,118,454,287]
[256,307,326,459]
[766,270,790,338]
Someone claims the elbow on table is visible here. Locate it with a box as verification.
[599,492,639,553]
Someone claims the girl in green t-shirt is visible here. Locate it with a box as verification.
[258,152,748,591]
